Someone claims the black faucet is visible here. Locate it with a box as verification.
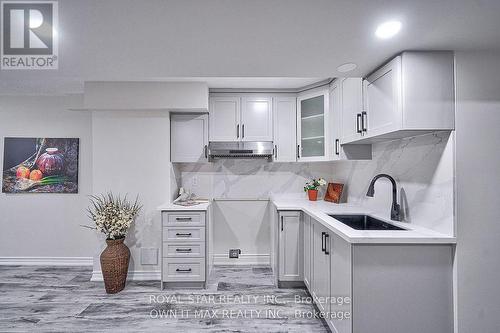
[366,174,401,221]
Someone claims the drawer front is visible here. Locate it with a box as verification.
[163,243,205,258]
[163,227,205,242]
[162,212,205,226]
[163,258,205,282]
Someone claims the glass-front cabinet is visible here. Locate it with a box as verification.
[297,89,329,161]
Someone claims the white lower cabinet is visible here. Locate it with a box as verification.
[278,211,303,282]
[311,219,331,314]
[303,214,312,289]
[299,214,452,333]
[328,231,352,333]
[161,210,207,289]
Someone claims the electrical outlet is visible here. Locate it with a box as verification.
[229,249,241,259]
[140,248,158,265]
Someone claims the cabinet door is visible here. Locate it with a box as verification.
[241,97,273,141]
[329,81,342,160]
[297,90,329,161]
[303,214,311,289]
[170,113,209,163]
[340,78,364,144]
[273,97,297,162]
[278,211,303,281]
[329,232,352,333]
[209,97,240,141]
[311,220,330,313]
[363,56,403,138]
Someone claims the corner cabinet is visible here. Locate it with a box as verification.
[273,96,297,162]
[343,51,454,144]
[297,89,330,161]
[209,95,272,142]
[170,113,209,163]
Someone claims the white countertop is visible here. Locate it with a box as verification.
[157,200,210,211]
[271,196,456,244]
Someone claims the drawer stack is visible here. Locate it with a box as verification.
[161,211,206,288]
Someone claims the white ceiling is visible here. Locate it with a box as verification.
[1,0,500,94]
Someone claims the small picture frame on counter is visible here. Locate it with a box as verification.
[324,183,344,203]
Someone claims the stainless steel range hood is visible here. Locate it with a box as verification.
[208,141,273,160]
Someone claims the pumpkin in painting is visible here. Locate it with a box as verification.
[36,148,64,175]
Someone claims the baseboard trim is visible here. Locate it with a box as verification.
[0,257,93,266]
[91,270,161,282]
[213,253,270,266]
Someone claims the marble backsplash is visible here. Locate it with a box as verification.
[175,160,335,200]
[175,131,455,236]
[333,131,455,236]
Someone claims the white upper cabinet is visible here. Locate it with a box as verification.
[209,95,273,142]
[171,113,209,163]
[339,78,364,144]
[241,97,273,141]
[297,89,329,161]
[209,97,240,141]
[363,56,403,138]
[348,51,455,144]
[331,79,371,160]
[273,96,297,162]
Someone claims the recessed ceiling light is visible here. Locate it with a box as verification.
[336,63,357,73]
[375,20,402,39]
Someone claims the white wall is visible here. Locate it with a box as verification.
[455,51,500,333]
[333,131,455,235]
[91,110,172,275]
[0,95,98,261]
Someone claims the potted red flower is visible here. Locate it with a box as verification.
[304,178,327,201]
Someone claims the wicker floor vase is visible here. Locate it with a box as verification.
[100,237,130,294]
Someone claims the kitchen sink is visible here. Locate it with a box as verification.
[328,214,407,231]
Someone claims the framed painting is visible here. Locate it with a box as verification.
[2,137,79,193]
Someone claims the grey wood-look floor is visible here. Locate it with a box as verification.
[0,265,330,332]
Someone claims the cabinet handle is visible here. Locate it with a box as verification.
[274,145,278,159]
[281,216,284,231]
[356,113,362,133]
[361,111,368,132]
[324,233,330,255]
[176,248,192,252]
[176,268,192,273]
[242,124,245,138]
[335,139,340,155]
[204,145,208,158]
[175,233,192,237]
[297,145,300,159]
[175,217,192,221]
[321,232,325,252]
[237,124,239,138]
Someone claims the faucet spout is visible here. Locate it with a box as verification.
[366,174,401,221]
